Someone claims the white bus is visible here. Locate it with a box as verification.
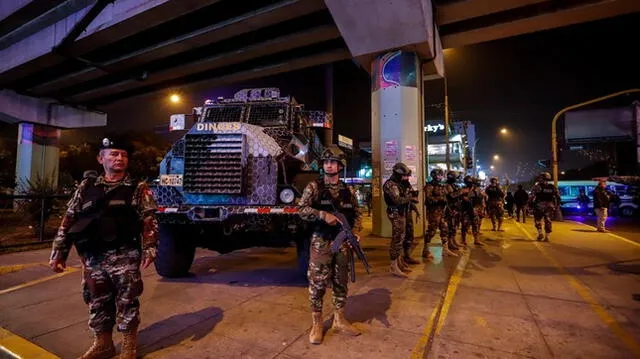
[558,180,638,217]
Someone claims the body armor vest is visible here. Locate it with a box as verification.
[486,185,502,201]
[69,178,141,256]
[311,179,356,235]
[425,181,448,208]
[383,179,407,213]
[534,183,556,203]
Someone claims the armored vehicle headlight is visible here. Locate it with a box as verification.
[279,188,295,204]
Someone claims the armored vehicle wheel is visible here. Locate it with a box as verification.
[155,223,196,278]
[296,235,310,279]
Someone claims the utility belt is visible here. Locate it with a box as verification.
[387,205,408,215]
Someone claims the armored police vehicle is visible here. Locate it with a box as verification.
[153,88,332,277]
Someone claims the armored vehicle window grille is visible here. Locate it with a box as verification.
[204,106,244,123]
[183,134,244,194]
[171,139,185,157]
[247,103,289,127]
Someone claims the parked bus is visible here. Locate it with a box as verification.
[557,180,638,217]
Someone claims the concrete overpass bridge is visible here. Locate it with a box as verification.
[1,0,638,235]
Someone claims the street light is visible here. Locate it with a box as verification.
[493,154,500,161]
[490,165,495,170]
[169,94,181,104]
[500,127,508,135]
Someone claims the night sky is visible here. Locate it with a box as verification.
[59,12,640,178]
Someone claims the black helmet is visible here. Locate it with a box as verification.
[430,168,444,179]
[463,175,474,185]
[490,176,498,183]
[392,162,411,176]
[447,171,459,181]
[473,177,482,186]
[540,172,551,181]
[100,136,133,154]
[320,145,346,167]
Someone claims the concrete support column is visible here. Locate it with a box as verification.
[15,123,60,189]
[371,51,424,237]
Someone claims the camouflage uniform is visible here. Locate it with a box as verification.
[445,182,462,248]
[485,184,505,230]
[382,179,413,260]
[298,180,362,312]
[423,180,448,245]
[531,181,559,237]
[50,174,158,334]
[459,186,483,243]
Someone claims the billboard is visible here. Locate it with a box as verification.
[564,107,633,144]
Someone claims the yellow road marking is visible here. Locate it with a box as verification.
[409,249,471,359]
[0,267,78,296]
[568,220,640,248]
[0,326,60,359]
[0,263,48,276]
[515,221,640,357]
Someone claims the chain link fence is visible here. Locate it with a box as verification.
[0,194,70,249]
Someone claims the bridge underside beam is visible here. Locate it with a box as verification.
[0,0,222,85]
[440,0,640,49]
[0,90,106,128]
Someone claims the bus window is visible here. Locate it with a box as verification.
[568,186,583,198]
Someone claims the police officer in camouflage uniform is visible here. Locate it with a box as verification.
[531,172,560,241]
[474,177,488,231]
[383,163,418,278]
[298,145,362,344]
[401,177,421,265]
[444,171,463,252]
[424,169,456,257]
[459,176,486,246]
[485,177,506,231]
[48,137,159,359]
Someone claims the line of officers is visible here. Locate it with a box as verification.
[382,164,560,278]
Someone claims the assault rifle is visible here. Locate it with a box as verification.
[330,211,372,282]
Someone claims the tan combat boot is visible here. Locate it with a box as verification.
[390,259,408,278]
[398,256,412,273]
[332,308,361,336]
[309,312,324,344]
[442,241,458,257]
[78,331,115,359]
[473,235,486,246]
[404,254,421,265]
[119,328,138,359]
[422,246,434,260]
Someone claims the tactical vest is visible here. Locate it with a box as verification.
[425,181,447,208]
[534,183,556,203]
[311,179,356,234]
[383,179,406,212]
[68,178,141,256]
[486,185,502,201]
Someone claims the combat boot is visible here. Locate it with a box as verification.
[119,327,138,359]
[442,241,458,256]
[78,331,115,359]
[536,229,544,241]
[309,312,324,344]
[398,256,412,273]
[404,254,421,265]
[332,308,361,336]
[544,233,550,242]
[390,259,408,278]
[422,246,434,260]
[473,235,486,246]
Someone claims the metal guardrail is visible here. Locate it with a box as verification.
[0,194,71,246]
